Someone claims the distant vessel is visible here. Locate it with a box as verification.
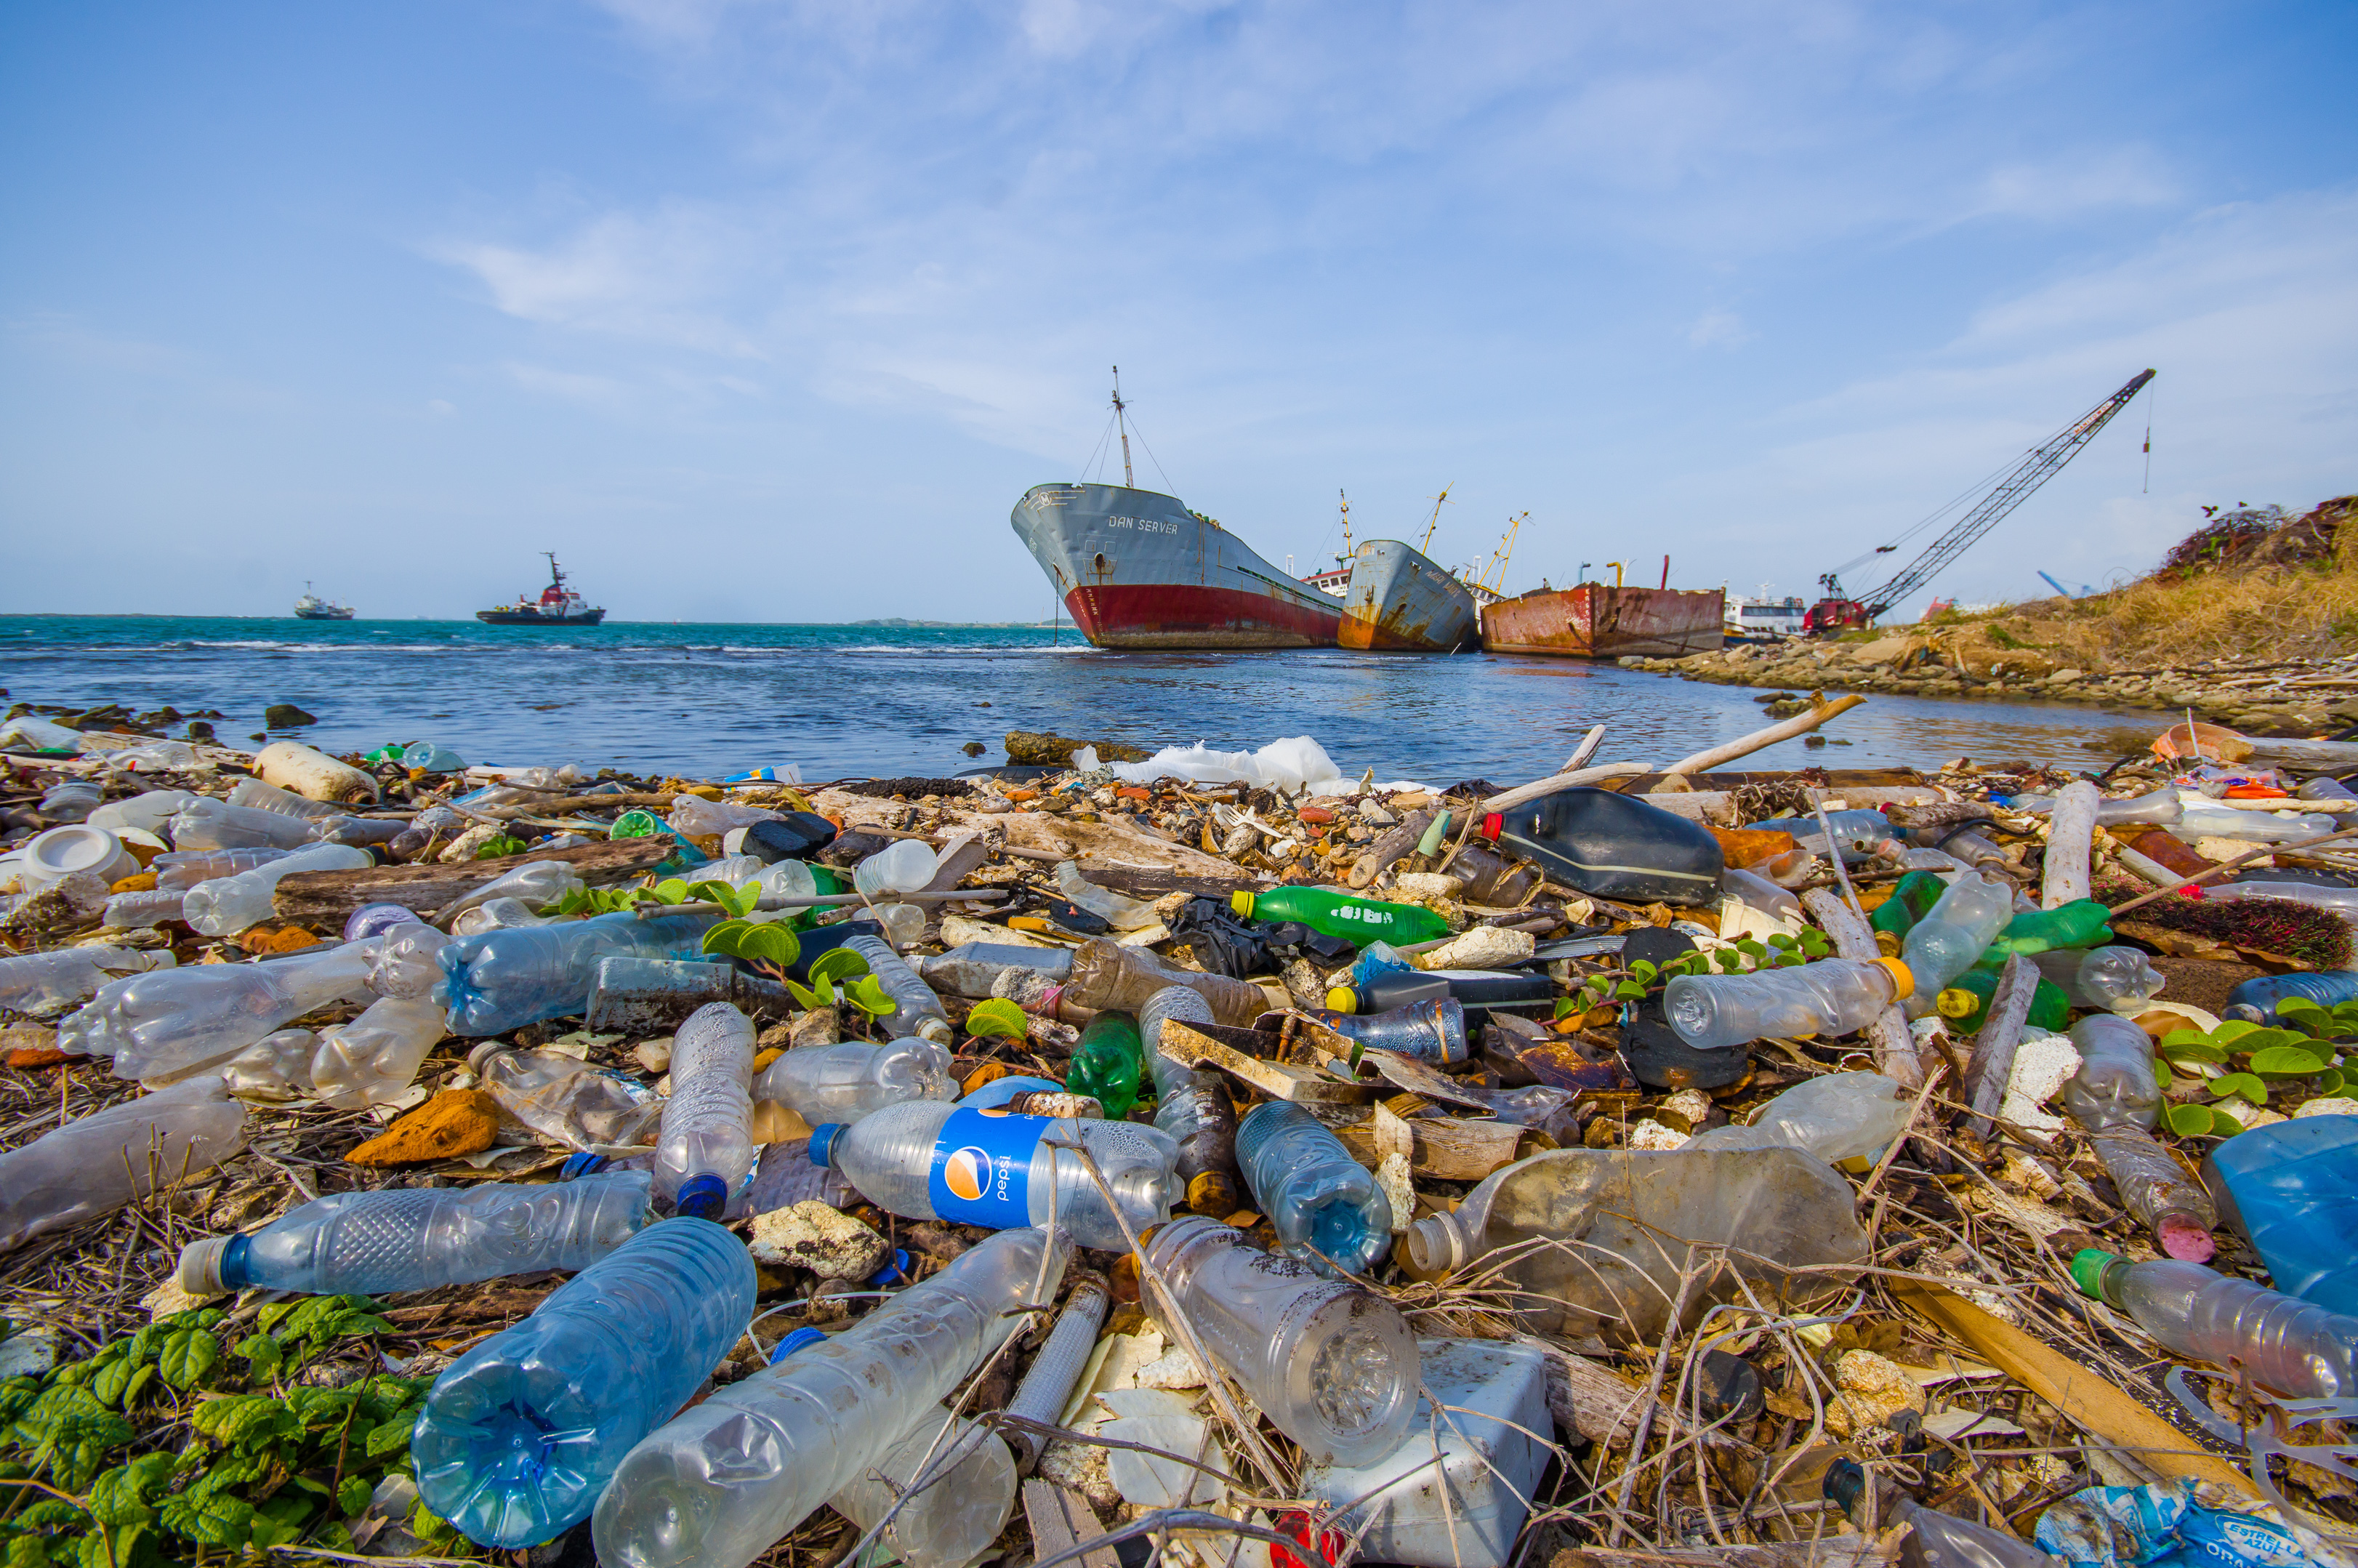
[1009,372,1342,649]
[1333,490,1482,653]
[476,554,607,627]
[293,583,355,621]
[1726,592,1807,641]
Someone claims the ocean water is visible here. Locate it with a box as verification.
[0,616,2161,783]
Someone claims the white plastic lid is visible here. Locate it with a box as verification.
[23,824,131,888]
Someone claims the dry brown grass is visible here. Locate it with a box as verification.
[1936,556,2358,672]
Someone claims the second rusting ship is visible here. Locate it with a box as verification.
[1337,540,1480,651]
[1481,579,1725,658]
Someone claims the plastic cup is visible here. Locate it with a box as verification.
[21,825,135,890]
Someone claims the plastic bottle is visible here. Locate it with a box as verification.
[38,780,104,822]
[1142,1215,1417,1464]
[87,789,199,836]
[1823,1459,2056,1568]
[0,1075,249,1253]
[449,897,549,938]
[403,740,467,773]
[1347,940,1416,985]
[667,795,788,839]
[182,840,373,936]
[102,889,185,929]
[1302,999,1472,1065]
[476,1045,661,1150]
[2222,970,2358,1021]
[0,946,175,1016]
[1685,1072,1915,1165]
[308,995,450,1109]
[58,938,382,1080]
[227,776,347,819]
[2202,1119,2358,1314]
[2060,1015,2162,1132]
[2029,945,2165,1011]
[1234,1101,1391,1273]
[1061,938,1268,1026]
[1324,970,1550,1026]
[221,1029,316,1101]
[440,859,585,923]
[655,1003,757,1214]
[1054,861,1160,930]
[916,942,1074,999]
[1723,864,1808,921]
[411,1215,757,1548]
[1477,787,1725,905]
[1140,986,1244,1215]
[1935,967,2070,1034]
[177,1170,653,1297]
[2090,1124,2218,1261]
[367,918,448,1000]
[2072,1250,2358,1399]
[1742,810,1900,864]
[166,796,325,851]
[2298,776,2358,804]
[810,1101,1177,1251]
[590,1225,1068,1568]
[1868,869,1948,952]
[839,933,955,1045]
[1662,957,1912,1052]
[757,1037,957,1124]
[853,837,938,898]
[152,845,293,890]
[2199,880,2358,922]
[2006,784,2183,827]
[439,910,715,1035]
[826,1407,1020,1568]
[2170,799,2335,845]
[1983,899,2113,959]
[1065,1012,1144,1117]
[1899,870,2016,1019]
[1228,886,1450,946]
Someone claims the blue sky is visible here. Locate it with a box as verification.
[2,1,2353,622]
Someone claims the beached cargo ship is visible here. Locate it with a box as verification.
[1337,539,1480,652]
[1481,583,1725,659]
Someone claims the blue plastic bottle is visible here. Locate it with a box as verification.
[1234,1101,1391,1274]
[2202,1118,2358,1315]
[410,1216,757,1548]
[2224,970,2358,1021]
[438,911,715,1036]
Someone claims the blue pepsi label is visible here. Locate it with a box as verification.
[927,1106,1047,1229]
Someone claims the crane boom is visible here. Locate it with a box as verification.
[1807,369,2154,631]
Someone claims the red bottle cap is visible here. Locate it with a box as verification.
[1481,812,1503,840]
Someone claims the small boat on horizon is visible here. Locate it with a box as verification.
[477,553,607,627]
[293,583,355,621]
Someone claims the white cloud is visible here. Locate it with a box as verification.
[1686,309,1750,349]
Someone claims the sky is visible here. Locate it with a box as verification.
[1,0,2354,622]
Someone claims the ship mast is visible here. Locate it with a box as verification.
[1111,366,1134,489]
[1418,484,1454,552]
[1339,490,1353,560]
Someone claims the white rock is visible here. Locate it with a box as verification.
[1415,926,1534,971]
[1393,872,1465,901]
[2297,1097,2358,1117]
[941,914,1047,949]
[1659,1088,1713,1127]
[746,1200,890,1279]
[0,1332,57,1379]
[1376,1151,1414,1234]
[1999,1031,2083,1134]
[1133,1346,1210,1389]
[633,1037,673,1073]
[1627,1119,1691,1151]
[2215,1100,2289,1130]
[1361,802,1396,827]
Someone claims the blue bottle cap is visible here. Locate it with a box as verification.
[675,1173,729,1221]
[808,1124,843,1167]
[768,1326,829,1364]
[558,1152,610,1181]
[870,1249,911,1287]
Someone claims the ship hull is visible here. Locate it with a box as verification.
[475,609,608,627]
[1336,540,1479,652]
[293,608,354,621]
[1011,483,1342,649]
[1481,585,1725,658]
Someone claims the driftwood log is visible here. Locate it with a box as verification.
[273,837,675,927]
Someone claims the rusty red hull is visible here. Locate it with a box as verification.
[1481,584,1726,659]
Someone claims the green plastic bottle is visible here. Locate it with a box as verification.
[1867,870,1947,954]
[1936,967,2071,1033]
[1984,898,2114,957]
[1229,888,1451,946]
[1065,1012,1144,1118]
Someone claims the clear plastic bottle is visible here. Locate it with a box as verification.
[667,795,789,840]
[810,1101,1177,1251]
[2061,1015,2160,1131]
[1143,1214,1418,1464]
[166,796,324,851]
[59,938,382,1081]
[182,840,373,936]
[438,910,715,1036]
[2170,799,2336,845]
[440,859,586,923]
[477,1046,660,1150]
[655,1003,756,1215]
[2029,945,2165,1010]
[177,1170,652,1297]
[2005,785,2182,827]
[915,943,1072,999]
[2072,1250,2358,1399]
[1234,1101,1391,1274]
[39,780,103,821]
[1141,986,1244,1215]
[308,995,450,1109]
[1662,957,1912,1052]
[1684,1072,1913,1164]
[2089,1125,2218,1261]
[0,1075,249,1253]
[86,789,199,836]
[826,1407,1019,1568]
[450,897,552,938]
[411,1215,758,1548]
[752,858,818,904]
[2199,880,2358,919]
[844,933,955,1045]
[1823,1459,2056,1568]
[1742,810,1901,864]
[590,1225,1068,1568]
[227,776,347,819]
[755,1037,956,1125]
[1899,870,2017,1018]
[366,919,447,1000]
[102,889,186,929]
[221,1029,317,1101]
[852,837,938,898]
[153,845,294,890]
[1055,860,1160,930]
[2298,776,2358,804]
[0,946,175,1016]
[1061,938,1268,1026]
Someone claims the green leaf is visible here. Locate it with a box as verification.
[967,998,1031,1040]
[363,1415,417,1460]
[2250,1044,2330,1077]
[2165,1102,2226,1137]
[2210,1072,2269,1107]
[843,976,898,1018]
[233,1335,282,1377]
[1627,959,1659,984]
[2160,1038,2232,1065]
[473,835,528,859]
[2276,998,2335,1036]
[1613,980,1649,1000]
[336,1474,374,1517]
[2209,1019,2265,1047]
[254,1303,299,1335]
[808,948,869,987]
[155,1330,218,1392]
[6,1532,55,1567]
[189,1395,299,1452]
[89,1358,137,1412]
[784,978,826,1010]
[246,1512,305,1550]
[650,878,693,905]
[159,1490,253,1549]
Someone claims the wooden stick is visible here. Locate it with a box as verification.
[1561,724,1606,773]
[1657,693,1867,777]
[2107,822,2358,917]
[1478,762,1651,816]
[2041,781,2099,909]
[1965,954,2037,1140]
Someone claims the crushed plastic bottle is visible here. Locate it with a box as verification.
[1140,986,1244,1215]
[411,1215,758,1548]
[1054,860,1160,930]
[591,1225,1069,1568]
[755,1037,957,1124]
[2199,880,2358,924]
[476,1045,661,1150]
[1824,1459,2056,1568]
[1936,966,2070,1034]
[826,1407,1020,1568]
[0,946,174,1017]
[1662,957,1912,1052]
[450,897,552,938]
[915,942,1074,1000]
[1235,1101,1391,1273]
[1743,809,1901,864]
[438,859,584,924]
[2089,1122,2218,1261]
[1983,899,2113,959]
[58,937,382,1081]
[2005,784,2183,826]
[1684,1071,1915,1165]
[1229,886,1449,946]
[86,788,200,836]
[182,840,372,936]
[0,1075,249,1253]
[844,933,955,1045]
[1061,938,1268,1026]
[2029,945,2166,1011]
[2202,1119,2358,1314]
[2061,1014,2162,1132]
[1064,1011,1144,1117]
[667,794,789,839]
[152,845,293,890]
[1143,1214,1418,1464]
[308,994,451,1109]
[177,1170,652,1297]
[810,1101,1176,1251]
[1867,868,1948,952]
[654,1002,757,1214]
[220,1029,318,1101]
[227,775,348,820]
[166,796,326,851]
[439,910,715,1035]
[2169,798,2335,845]
[2072,1250,2358,1399]
[1899,869,2017,1019]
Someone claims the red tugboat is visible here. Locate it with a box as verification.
[476,553,608,627]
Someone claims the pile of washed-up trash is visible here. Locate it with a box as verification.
[5,709,2358,1568]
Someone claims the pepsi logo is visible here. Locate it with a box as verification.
[942,1146,993,1202]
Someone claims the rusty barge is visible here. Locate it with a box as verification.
[1481,583,1726,659]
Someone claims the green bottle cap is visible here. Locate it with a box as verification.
[2069,1247,2120,1301]
[1229,890,1255,918]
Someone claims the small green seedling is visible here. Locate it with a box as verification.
[965,999,1029,1040]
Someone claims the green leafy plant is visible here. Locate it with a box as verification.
[472,835,529,860]
[787,948,897,1018]
[704,919,802,968]
[2209,1071,2269,1106]
[0,1298,462,1566]
[1562,930,1835,1016]
[2165,1102,2239,1138]
[964,999,1029,1040]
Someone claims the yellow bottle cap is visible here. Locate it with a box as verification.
[1324,986,1359,1013]
[1872,956,1915,1000]
[1228,890,1255,918]
[1936,986,1978,1019]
